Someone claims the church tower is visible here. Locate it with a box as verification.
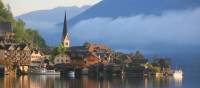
[61,12,70,48]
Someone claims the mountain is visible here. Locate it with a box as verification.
[69,0,200,26]
[17,0,200,49]
[16,6,90,23]
[16,6,90,46]
[67,0,200,54]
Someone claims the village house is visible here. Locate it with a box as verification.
[54,53,71,65]
[0,44,31,73]
[67,44,111,67]
[0,22,31,73]
[67,46,88,67]
[40,47,53,63]
[30,49,45,66]
[88,44,110,53]
[85,44,111,65]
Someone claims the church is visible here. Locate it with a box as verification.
[54,12,71,64]
[61,12,70,48]
[55,12,111,67]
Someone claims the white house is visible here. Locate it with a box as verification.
[30,49,44,66]
[54,53,70,64]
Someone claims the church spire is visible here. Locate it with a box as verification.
[62,11,67,39]
[61,11,70,48]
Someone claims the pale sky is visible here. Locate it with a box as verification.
[2,0,101,16]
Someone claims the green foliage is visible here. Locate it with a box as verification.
[25,28,46,48]
[0,1,14,23]
[57,44,66,53]
[13,19,26,42]
[13,19,46,48]
[0,0,47,48]
[52,44,66,56]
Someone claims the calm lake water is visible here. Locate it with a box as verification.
[0,75,183,88]
[0,58,199,88]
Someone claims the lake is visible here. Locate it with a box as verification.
[0,57,199,88]
[0,74,185,88]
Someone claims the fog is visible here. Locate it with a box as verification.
[70,8,200,54]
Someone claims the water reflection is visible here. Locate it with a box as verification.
[0,75,183,88]
[174,76,183,87]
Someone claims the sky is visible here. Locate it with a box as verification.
[2,0,101,16]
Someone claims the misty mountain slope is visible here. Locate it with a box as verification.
[16,6,90,23]
[69,6,200,54]
[69,0,200,26]
[15,6,90,46]
[16,0,200,51]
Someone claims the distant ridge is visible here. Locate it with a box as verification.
[16,6,91,46]
[16,6,90,23]
[69,0,200,26]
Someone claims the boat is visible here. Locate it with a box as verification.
[28,68,60,75]
[68,71,75,78]
[173,69,183,79]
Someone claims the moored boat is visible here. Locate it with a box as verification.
[28,68,60,75]
[68,71,75,78]
[173,69,183,79]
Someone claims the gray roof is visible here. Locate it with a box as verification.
[0,22,13,33]
[67,46,88,52]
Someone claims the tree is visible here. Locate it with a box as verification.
[0,0,14,23]
[13,19,26,43]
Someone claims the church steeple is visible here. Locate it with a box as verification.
[61,11,70,48]
[62,11,67,39]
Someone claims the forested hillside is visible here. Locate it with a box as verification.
[0,0,46,48]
